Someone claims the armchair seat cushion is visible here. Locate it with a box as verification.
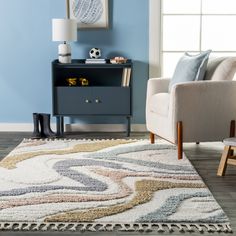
[149,93,170,116]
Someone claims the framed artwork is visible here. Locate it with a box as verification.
[70,0,109,29]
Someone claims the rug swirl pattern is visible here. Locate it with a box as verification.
[0,139,231,233]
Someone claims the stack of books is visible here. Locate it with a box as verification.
[121,68,132,87]
[85,59,106,64]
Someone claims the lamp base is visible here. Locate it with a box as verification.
[58,43,72,63]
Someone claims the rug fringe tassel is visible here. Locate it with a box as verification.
[23,138,149,142]
[0,222,232,233]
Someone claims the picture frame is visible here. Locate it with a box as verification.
[69,0,109,29]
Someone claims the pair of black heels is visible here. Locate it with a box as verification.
[32,113,57,139]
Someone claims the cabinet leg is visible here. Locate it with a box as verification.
[126,116,131,137]
[56,116,64,137]
[60,116,64,134]
[56,117,60,136]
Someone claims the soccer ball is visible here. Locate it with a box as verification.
[89,48,101,59]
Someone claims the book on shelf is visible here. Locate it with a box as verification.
[85,59,106,64]
[126,68,131,87]
[121,68,132,87]
[121,68,128,87]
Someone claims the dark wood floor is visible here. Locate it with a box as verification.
[0,132,235,236]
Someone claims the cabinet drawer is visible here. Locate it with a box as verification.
[91,87,131,115]
[54,87,92,115]
[54,87,131,115]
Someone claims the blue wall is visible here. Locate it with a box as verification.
[0,0,149,124]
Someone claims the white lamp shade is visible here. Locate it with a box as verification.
[52,19,77,42]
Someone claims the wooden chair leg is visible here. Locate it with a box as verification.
[177,121,183,160]
[229,120,235,156]
[217,146,231,176]
[150,132,155,144]
[230,120,235,137]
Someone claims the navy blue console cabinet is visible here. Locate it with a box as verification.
[52,59,132,136]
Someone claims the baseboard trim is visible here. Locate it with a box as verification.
[0,123,36,132]
[0,123,147,132]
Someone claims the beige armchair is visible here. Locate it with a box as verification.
[146,57,236,159]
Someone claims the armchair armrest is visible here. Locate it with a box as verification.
[170,80,236,141]
[146,78,170,114]
[171,80,236,120]
[146,78,171,121]
[147,78,170,98]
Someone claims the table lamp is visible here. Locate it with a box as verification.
[52,19,77,63]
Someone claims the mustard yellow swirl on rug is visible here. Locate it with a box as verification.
[0,140,133,169]
[45,180,205,222]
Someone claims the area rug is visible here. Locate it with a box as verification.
[0,139,232,233]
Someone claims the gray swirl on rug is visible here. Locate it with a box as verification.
[84,144,195,173]
[0,144,197,197]
[137,191,228,223]
[0,159,126,197]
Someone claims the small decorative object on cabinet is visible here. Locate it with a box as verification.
[79,78,89,86]
[89,48,102,59]
[85,58,106,64]
[66,78,78,86]
[52,59,133,136]
[110,57,128,64]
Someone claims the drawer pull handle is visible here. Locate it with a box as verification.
[85,99,91,103]
[95,99,100,103]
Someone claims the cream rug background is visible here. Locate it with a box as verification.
[0,139,232,233]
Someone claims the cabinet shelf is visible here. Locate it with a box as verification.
[53,59,132,69]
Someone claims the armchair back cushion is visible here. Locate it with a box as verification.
[204,57,236,81]
[169,50,211,91]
